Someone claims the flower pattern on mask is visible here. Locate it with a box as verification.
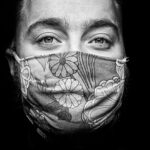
[49,52,78,78]
[10,49,127,134]
[20,64,31,96]
[54,78,83,108]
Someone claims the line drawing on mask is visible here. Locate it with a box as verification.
[9,50,127,132]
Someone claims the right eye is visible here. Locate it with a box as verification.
[35,33,62,49]
[37,35,61,44]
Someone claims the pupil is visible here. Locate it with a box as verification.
[95,38,104,43]
[44,37,53,43]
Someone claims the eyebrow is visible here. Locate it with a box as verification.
[82,19,119,37]
[26,17,119,37]
[27,17,69,36]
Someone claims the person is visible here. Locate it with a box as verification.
[4,0,129,149]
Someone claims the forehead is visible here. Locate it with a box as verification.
[24,0,118,27]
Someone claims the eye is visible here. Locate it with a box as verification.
[37,36,61,44]
[35,32,63,49]
[88,36,112,50]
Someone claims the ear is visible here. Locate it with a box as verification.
[6,48,16,76]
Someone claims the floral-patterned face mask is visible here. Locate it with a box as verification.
[8,50,127,137]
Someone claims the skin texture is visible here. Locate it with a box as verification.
[16,0,125,59]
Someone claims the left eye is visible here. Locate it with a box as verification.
[88,37,112,49]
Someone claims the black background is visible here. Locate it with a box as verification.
[0,1,147,150]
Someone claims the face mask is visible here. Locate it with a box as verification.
[8,50,127,137]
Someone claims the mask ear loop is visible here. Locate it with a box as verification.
[12,51,22,64]
[6,48,21,64]
[117,57,129,64]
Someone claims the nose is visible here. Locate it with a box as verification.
[67,31,82,52]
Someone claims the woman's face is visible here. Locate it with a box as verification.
[17,0,125,59]
[9,0,128,134]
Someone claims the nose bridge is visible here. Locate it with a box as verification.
[68,30,81,52]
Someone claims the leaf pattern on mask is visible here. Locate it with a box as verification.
[15,51,127,133]
[49,52,78,78]
[77,52,96,94]
[116,58,127,80]
[43,101,72,122]
[95,76,121,97]
[82,76,124,127]
[28,108,51,131]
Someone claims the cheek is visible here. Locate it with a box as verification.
[17,43,125,59]
[107,40,125,59]
[83,45,125,59]
[110,45,125,59]
[17,41,35,58]
[17,40,69,58]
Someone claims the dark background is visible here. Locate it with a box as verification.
[0,1,147,150]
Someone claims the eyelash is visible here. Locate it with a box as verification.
[35,33,113,50]
[37,36,61,44]
[88,36,113,49]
